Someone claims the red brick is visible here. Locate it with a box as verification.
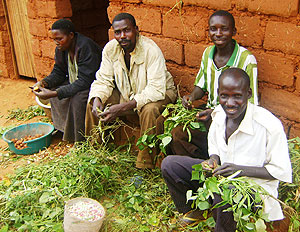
[261,87,300,122]
[29,18,48,37]
[0,47,8,61]
[27,0,37,19]
[235,16,263,47]
[55,0,72,18]
[45,19,57,35]
[253,52,294,86]
[31,38,41,56]
[184,42,207,67]
[107,4,122,24]
[184,0,231,10]
[0,17,7,31]
[36,0,72,18]
[150,36,183,64]
[289,123,300,138]
[264,21,300,56]
[162,9,208,42]
[166,63,198,95]
[0,63,9,77]
[0,31,9,46]
[143,0,178,7]
[235,0,298,17]
[122,0,142,3]
[34,57,54,78]
[126,7,161,34]
[40,40,56,58]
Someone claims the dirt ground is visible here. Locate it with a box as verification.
[0,77,69,180]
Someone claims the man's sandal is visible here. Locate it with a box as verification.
[177,210,209,228]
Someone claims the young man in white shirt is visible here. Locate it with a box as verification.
[161,68,292,231]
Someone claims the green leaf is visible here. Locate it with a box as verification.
[0,225,8,232]
[233,192,243,204]
[161,136,172,147]
[206,177,220,193]
[39,192,51,204]
[148,215,160,226]
[255,218,266,232]
[191,170,200,181]
[162,108,169,117]
[197,201,210,210]
[141,134,147,143]
[190,122,200,129]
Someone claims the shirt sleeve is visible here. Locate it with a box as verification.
[244,54,259,105]
[194,48,208,91]
[264,123,292,183]
[133,47,167,110]
[207,114,220,157]
[88,47,115,104]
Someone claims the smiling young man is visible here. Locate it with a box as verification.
[161,68,292,231]
[167,10,258,159]
[85,13,177,169]
[32,19,102,142]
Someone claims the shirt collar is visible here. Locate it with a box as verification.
[116,34,144,65]
[208,39,239,67]
[212,101,254,135]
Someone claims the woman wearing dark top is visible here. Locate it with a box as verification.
[33,19,102,142]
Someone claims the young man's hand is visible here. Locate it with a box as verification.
[201,155,220,171]
[213,163,241,177]
[196,108,213,122]
[182,95,194,109]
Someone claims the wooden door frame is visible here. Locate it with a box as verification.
[1,0,19,78]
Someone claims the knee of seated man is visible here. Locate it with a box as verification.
[140,102,161,117]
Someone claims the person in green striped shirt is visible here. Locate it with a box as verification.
[169,10,258,158]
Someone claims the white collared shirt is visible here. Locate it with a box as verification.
[208,102,292,221]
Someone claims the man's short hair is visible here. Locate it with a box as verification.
[209,10,235,29]
[219,68,250,89]
[52,19,75,34]
[112,13,136,27]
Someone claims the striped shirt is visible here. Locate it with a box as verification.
[195,40,258,108]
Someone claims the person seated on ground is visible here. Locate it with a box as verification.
[163,10,258,159]
[32,19,102,142]
[161,68,292,231]
[85,13,177,169]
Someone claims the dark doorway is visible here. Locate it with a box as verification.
[70,0,111,48]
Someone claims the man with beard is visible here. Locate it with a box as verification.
[85,13,177,169]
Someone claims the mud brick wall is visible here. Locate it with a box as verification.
[107,0,300,138]
[0,1,15,79]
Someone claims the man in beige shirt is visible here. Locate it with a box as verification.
[86,13,177,169]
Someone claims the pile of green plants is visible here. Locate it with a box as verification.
[6,105,46,121]
[0,125,175,232]
[137,99,206,154]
